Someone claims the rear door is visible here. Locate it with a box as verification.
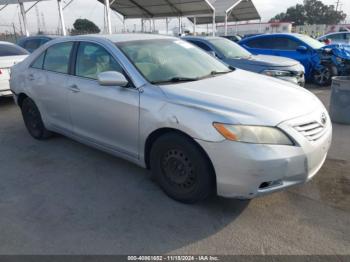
[26,41,74,132]
[67,41,140,158]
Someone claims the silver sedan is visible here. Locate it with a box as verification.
[10,34,332,203]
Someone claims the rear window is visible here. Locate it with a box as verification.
[0,43,28,56]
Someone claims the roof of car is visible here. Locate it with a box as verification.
[0,41,16,46]
[321,31,350,37]
[182,36,222,41]
[82,33,176,43]
[239,33,306,42]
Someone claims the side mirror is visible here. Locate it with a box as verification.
[296,46,308,53]
[97,71,129,87]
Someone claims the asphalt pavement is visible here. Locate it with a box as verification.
[0,86,349,255]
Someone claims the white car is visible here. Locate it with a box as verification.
[0,41,28,97]
[318,32,350,45]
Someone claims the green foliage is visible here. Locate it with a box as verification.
[270,0,347,26]
[71,19,100,35]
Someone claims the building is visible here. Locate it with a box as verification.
[294,24,327,37]
[216,22,292,36]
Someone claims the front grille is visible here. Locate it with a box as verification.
[294,121,327,141]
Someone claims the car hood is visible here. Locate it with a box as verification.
[159,69,322,126]
[230,54,300,67]
[322,44,350,60]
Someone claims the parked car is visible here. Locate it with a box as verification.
[17,35,57,53]
[183,36,305,86]
[221,35,242,42]
[239,33,350,86]
[0,41,28,97]
[10,34,332,203]
[318,32,350,45]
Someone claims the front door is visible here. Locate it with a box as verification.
[67,41,140,158]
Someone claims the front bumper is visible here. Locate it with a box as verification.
[0,80,12,97]
[196,110,332,199]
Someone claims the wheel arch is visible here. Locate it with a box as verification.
[17,93,29,108]
[144,127,217,189]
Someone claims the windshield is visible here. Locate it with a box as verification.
[0,43,28,56]
[117,39,231,84]
[208,38,252,59]
[296,34,325,49]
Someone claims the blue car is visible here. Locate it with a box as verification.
[239,33,350,86]
[183,36,305,86]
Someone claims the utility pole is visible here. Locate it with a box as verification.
[18,12,23,35]
[335,0,342,12]
[12,23,17,41]
[35,5,41,33]
[41,12,46,33]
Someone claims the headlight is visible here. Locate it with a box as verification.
[262,70,293,77]
[213,123,294,145]
[336,57,344,64]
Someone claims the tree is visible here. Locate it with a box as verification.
[71,19,100,35]
[270,0,347,26]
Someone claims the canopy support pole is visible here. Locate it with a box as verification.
[224,13,228,36]
[193,17,196,35]
[123,17,126,32]
[178,17,182,35]
[104,0,112,34]
[57,0,66,36]
[19,2,29,36]
[212,10,215,36]
[165,17,169,35]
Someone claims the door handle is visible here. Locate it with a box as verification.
[68,84,80,93]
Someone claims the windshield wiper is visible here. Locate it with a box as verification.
[199,69,233,80]
[209,70,231,76]
[151,76,199,84]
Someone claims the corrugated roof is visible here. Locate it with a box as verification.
[98,0,215,19]
[188,0,260,24]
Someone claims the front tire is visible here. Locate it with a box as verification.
[21,97,52,140]
[313,65,334,86]
[150,133,214,203]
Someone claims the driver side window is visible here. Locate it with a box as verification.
[75,42,123,80]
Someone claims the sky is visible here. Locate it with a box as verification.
[0,0,349,34]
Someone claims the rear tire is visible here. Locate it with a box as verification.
[21,97,52,140]
[150,133,214,203]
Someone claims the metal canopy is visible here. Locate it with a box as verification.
[0,0,66,36]
[97,0,215,19]
[0,0,47,3]
[188,0,260,24]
